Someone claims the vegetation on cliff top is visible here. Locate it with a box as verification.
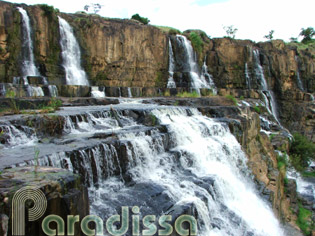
[156,26,181,35]
[131,14,150,25]
[299,27,315,44]
[188,32,203,53]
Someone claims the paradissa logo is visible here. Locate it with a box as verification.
[12,186,198,235]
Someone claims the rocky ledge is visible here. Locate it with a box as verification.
[0,166,89,236]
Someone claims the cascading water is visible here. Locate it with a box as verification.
[167,39,176,88]
[295,56,304,91]
[0,83,6,96]
[176,35,212,90]
[2,104,285,235]
[127,87,132,98]
[58,16,89,86]
[201,56,217,94]
[48,85,58,97]
[88,107,284,236]
[91,86,105,98]
[17,7,45,97]
[245,63,251,89]
[253,49,280,124]
[17,7,40,77]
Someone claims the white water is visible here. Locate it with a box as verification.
[295,56,304,91]
[89,107,284,236]
[245,63,251,89]
[201,56,217,94]
[176,35,212,90]
[127,87,132,98]
[58,17,89,86]
[48,85,58,97]
[0,83,5,96]
[27,86,44,97]
[91,86,105,98]
[17,7,40,77]
[0,125,37,148]
[253,49,280,124]
[287,168,315,204]
[167,39,176,88]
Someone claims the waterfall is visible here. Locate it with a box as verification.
[12,76,45,97]
[167,39,176,88]
[253,49,280,123]
[88,107,284,236]
[0,83,6,96]
[91,86,105,98]
[201,56,217,94]
[48,85,58,97]
[295,56,304,91]
[245,63,251,89]
[4,104,285,235]
[58,17,89,86]
[17,7,40,77]
[0,125,37,148]
[127,87,132,98]
[176,35,212,90]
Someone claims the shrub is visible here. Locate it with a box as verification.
[289,133,315,171]
[253,105,261,114]
[164,90,170,97]
[156,26,181,35]
[131,14,150,25]
[300,27,315,44]
[225,95,237,106]
[189,32,203,53]
[39,4,59,18]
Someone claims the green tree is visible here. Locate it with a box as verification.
[290,133,315,171]
[223,25,238,39]
[131,14,150,25]
[299,27,315,43]
[264,30,274,40]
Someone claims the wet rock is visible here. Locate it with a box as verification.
[0,166,89,236]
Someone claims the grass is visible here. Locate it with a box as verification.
[176,91,200,98]
[164,90,171,97]
[225,95,237,106]
[286,39,315,51]
[155,26,181,35]
[296,204,312,235]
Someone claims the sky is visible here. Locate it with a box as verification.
[4,0,314,42]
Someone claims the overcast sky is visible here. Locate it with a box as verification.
[4,0,314,42]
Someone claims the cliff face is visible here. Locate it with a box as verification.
[0,1,168,87]
[61,13,168,87]
[0,1,314,95]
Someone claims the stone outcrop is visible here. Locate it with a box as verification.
[0,166,89,236]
